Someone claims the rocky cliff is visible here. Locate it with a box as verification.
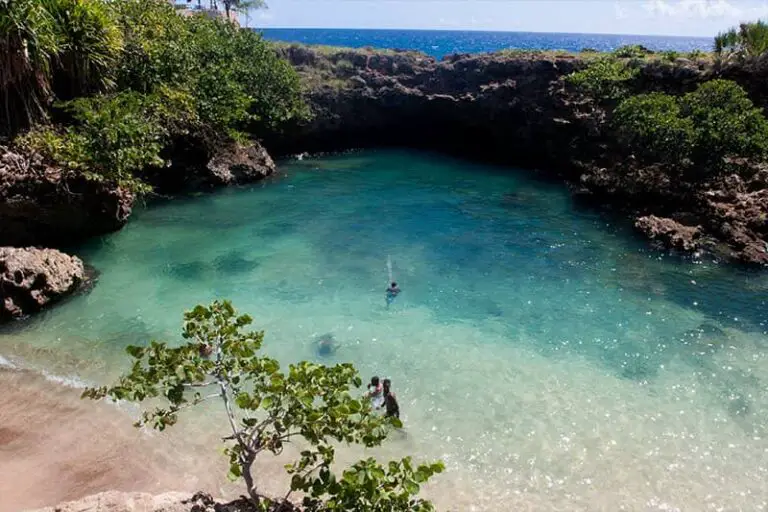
[268,45,768,266]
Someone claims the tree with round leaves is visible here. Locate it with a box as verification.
[83,300,443,511]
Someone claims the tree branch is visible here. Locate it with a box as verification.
[282,460,325,503]
[183,381,217,388]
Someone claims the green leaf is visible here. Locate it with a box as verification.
[228,462,242,481]
[404,480,420,495]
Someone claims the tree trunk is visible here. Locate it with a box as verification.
[242,452,259,505]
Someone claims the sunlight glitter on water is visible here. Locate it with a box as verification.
[1,149,767,511]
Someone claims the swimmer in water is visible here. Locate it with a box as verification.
[385,281,401,307]
[381,378,400,419]
[366,376,384,407]
[315,333,338,357]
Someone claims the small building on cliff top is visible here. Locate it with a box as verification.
[170,0,239,24]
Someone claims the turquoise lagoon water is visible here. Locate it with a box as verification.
[2,149,768,510]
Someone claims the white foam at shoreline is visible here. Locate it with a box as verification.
[0,354,17,369]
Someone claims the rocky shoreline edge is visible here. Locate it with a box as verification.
[28,491,263,512]
[2,44,767,321]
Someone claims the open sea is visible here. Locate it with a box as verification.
[259,27,712,58]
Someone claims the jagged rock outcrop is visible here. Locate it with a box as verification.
[0,247,85,321]
[0,147,133,247]
[634,215,702,252]
[146,139,276,193]
[203,141,276,187]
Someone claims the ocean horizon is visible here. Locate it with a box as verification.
[259,27,713,58]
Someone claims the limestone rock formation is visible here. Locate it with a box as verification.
[0,146,133,247]
[0,247,85,321]
[634,216,702,252]
[146,139,276,193]
[204,140,276,186]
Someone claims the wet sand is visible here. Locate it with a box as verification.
[0,369,222,511]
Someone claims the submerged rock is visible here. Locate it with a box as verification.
[0,247,85,322]
[0,146,133,247]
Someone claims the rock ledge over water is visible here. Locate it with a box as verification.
[0,247,85,322]
[0,146,133,248]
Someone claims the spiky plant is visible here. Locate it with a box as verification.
[714,20,768,62]
[0,0,60,134]
[50,0,123,100]
[738,20,768,57]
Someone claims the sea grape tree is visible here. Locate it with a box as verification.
[83,300,443,511]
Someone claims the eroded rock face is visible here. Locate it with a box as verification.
[634,215,702,252]
[146,139,276,193]
[204,140,276,187]
[0,247,85,321]
[0,147,134,247]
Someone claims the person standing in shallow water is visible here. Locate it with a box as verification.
[366,376,384,408]
[381,378,400,419]
[385,282,401,307]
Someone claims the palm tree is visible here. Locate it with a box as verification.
[222,0,265,23]
[0,0,59,134]
[714,20,768,61]
[50,0,123,99]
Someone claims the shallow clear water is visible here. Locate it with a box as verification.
[2,149,768,510]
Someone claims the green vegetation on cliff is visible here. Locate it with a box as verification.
[1,0,307,191]
[84,301,443,511]
[613,80,768,176]
[715,20,768,60]
[568,29,768,181]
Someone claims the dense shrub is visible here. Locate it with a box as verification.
[660,50,680,62]
[681,79,768,167]
[613,93,695,164]
[3,0,307,192]
[613,44,653,58]
[21,88,198,191]
[612,80,768,177]
[566,57,638,100]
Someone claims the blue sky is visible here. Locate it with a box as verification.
[241,0,768,36]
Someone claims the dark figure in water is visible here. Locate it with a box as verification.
[385,282,401,307]
[315,333,338,356]
[381,378,400,419]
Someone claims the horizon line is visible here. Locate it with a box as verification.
[252,26,716,39]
